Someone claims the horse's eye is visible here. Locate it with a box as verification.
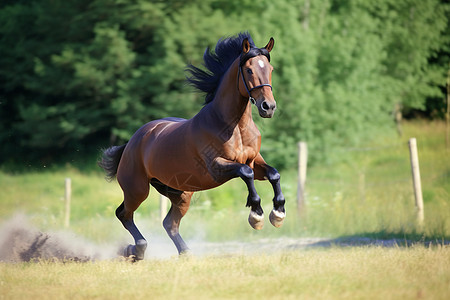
[246,69,253,75]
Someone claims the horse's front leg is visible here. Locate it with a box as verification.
[210,157,264,230]
[254,153,286,228]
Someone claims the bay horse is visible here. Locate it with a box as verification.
[99,32,285,260]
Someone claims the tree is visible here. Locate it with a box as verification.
[0,0,448,168]
[363,0,449,112]
[0,0,165,165]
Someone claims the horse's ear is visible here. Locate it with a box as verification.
[242,38,251,54]
[265,37,274,52]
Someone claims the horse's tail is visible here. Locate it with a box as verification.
[98,144,127,181]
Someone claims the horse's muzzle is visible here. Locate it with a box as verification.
[257,99,276,118]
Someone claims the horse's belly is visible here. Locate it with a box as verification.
[157,168,220,192]
[149,152,221,191]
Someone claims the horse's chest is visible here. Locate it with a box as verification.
[225,128,259,163]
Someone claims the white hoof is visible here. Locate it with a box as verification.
[269,209,285,228]
[248,210,264,230]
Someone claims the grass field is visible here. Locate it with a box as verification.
[0,120,448,243]
[0,121,449,299]
[1,247,449,299]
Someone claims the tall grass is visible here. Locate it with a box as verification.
[0,121,448,243]
[299,120,449,239]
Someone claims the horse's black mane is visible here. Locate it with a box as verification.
[186,32,270,104]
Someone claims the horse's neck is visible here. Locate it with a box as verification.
[212,59,253,129]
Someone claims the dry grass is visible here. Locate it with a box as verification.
[1,246,449,299]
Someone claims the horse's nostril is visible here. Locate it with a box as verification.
[262,101,270,111]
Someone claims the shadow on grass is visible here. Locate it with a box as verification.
[304,230,450,249]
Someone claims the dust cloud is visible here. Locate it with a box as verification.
[0,214,118,262]
[0,214,197,262]
[6,214,421,263]
[0,214,326,262]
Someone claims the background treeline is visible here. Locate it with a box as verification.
[0,0,448,170]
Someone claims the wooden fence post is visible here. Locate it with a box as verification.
[446,67,450,149]
[64,178,71,228]
[358,171,366,203]
[160,194,168,223]
[297,141,308,216]
[408,138,424,227]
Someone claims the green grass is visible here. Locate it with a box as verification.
[0,121,448,243]
[1,247,449,299]
[299,120,450,240]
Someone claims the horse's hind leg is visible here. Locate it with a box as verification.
[163,191,193,255]
[115,202,147,260]
[116,177,150,261]
[151,179,192,255]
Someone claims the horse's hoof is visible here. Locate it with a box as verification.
[123,240,147,262]
[179,249,193,258]
[135,239,147,260]
[123,244,133,256]
[269,209,285,228]
[248,210,264,230]
[123,244,136,261]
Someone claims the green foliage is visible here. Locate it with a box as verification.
[0,0,448,168]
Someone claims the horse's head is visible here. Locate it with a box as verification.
[239,37,276,118]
